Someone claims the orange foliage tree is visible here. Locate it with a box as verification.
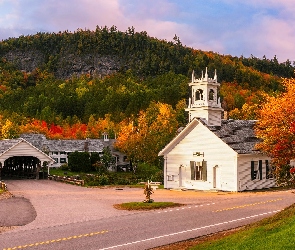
[255,78,295,184]
[229,90,267,120]
[19,116,117,140]
[115,102,179,166]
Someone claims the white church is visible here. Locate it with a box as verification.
[158,68,276,192]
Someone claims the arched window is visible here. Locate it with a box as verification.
[195,89,203,101]
[209,89,214,100]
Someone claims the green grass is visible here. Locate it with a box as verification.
[190,203,295,250]
[49,168,81,176]
[114,201,183,210]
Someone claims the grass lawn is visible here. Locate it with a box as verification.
[189,203,295,250]
[114,202,183,210]
[49,168,80,176]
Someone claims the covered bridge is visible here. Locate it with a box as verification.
[0,138,54,180]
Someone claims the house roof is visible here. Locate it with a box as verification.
[159,118,261,156]
[19,133,105,152]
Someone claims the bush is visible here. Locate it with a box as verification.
[68,151,91,172]
[135,162,163,183]
[98,174,109,185]
[84,173,109,186]
[60,163,69,171]
[90,152,101,171]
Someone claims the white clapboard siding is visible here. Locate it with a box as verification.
[237,155,275,191]
[0,140,54,164]
[164,121,239,191]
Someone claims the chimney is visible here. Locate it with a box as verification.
[84,141,89,152]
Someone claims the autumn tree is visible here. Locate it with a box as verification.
[115,102,178,166]
[255,78,295,184]
[1,119,19,139]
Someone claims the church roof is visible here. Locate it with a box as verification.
[159,118,262,156]
[206,119,261,154]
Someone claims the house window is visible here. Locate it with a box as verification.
[190,160,207,181]
[53,158,58,163]
[53,152,59,155]
[60,158,67,163]
[60,151,66,155]
[251,160,262,180]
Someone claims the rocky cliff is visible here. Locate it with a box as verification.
[3,49,124,79]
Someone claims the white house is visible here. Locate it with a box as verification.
[158,68,275,191]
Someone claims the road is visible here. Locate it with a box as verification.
[1,180,295,249]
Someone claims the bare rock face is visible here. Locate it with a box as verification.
[55,53,122,79]
[4,50,45,72]
[3,50,124,79]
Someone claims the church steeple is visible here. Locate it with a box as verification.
[185,68,223,126]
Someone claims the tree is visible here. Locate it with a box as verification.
[68,151,91,172]
[1,119,20,139]
[101,146,115,171]
[255,78,295,184]
[115,102,179,166]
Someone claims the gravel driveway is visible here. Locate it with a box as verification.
[0,179,252,234]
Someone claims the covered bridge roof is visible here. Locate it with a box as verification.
[19,134,105,153]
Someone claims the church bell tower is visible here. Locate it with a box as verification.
[185,68,223,126]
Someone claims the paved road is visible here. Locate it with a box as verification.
[1,180,295,249]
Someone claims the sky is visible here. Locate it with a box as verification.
[0,0,294,63]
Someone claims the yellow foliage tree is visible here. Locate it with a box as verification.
[1,119,19,139]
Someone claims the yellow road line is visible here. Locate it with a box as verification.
[3,230,108,250]
[213,198,283,212]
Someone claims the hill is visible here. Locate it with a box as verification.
[1,26,293,81]
[0,26,294,135]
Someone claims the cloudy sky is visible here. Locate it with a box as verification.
[0,0,294,62]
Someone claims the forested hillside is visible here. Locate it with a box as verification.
[0,25,294,145]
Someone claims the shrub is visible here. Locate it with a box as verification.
[68,151,91,172]
[84,173,109,186]
[98,174,109,185]
[135,162,163,183]
[60,163,69,171]
[90,152,101,171]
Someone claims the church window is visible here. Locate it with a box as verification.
[251,160,262,180]
[190,160,207,180]
[195,89,203,101]
[209,89,214,100]
[167,175,174,181]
